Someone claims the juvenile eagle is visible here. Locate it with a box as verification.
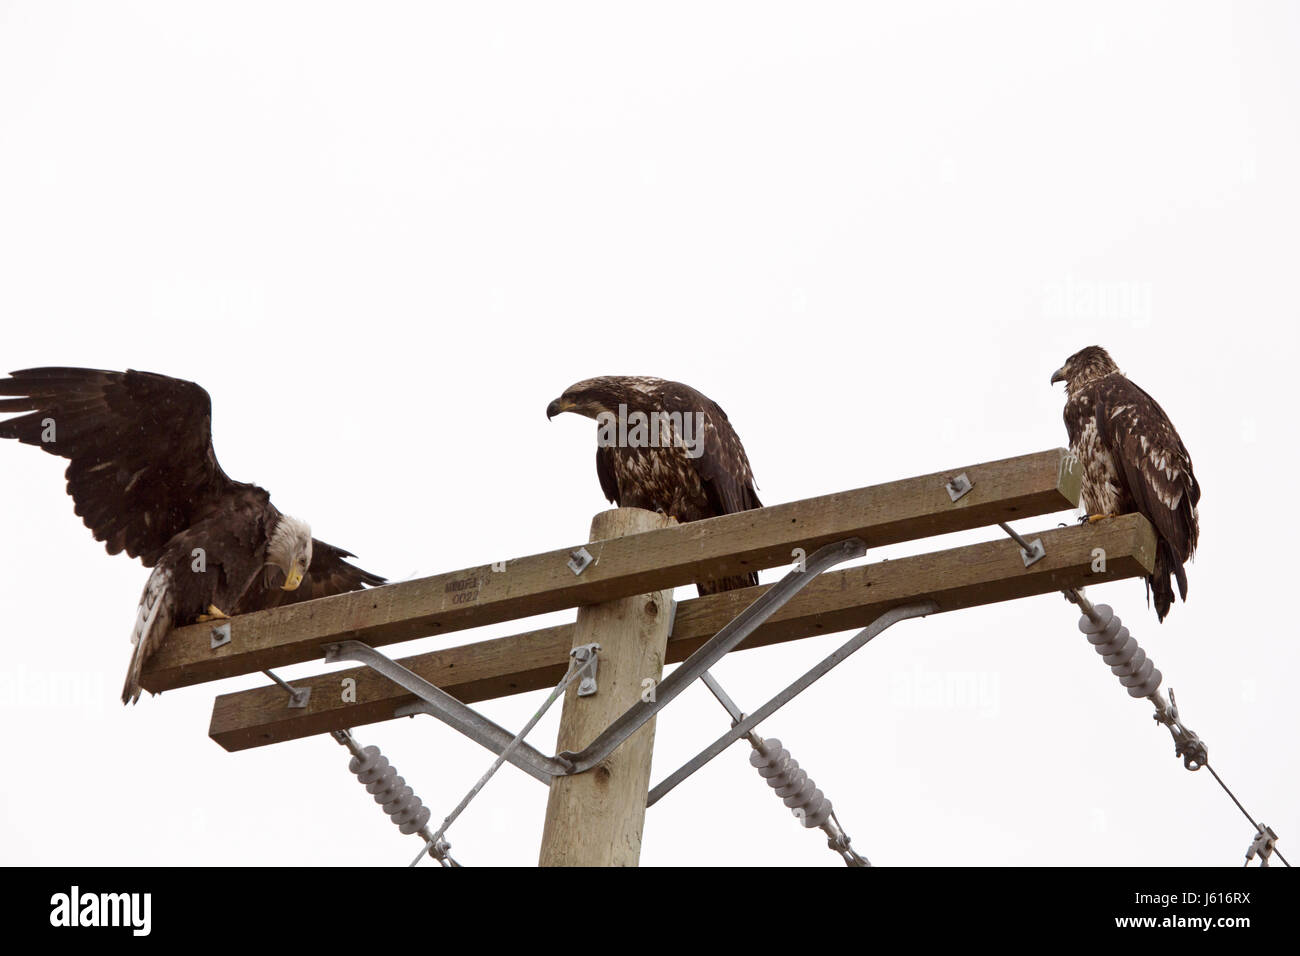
[547,376,762,595]
[0,367,385,702]
[1051,347,1200,621]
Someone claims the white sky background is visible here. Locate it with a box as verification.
[0,2,1296,867]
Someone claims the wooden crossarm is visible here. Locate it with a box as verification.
[145,447,1080,693]
[209,513,1154,752]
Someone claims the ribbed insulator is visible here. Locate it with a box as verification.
[749,738,833,829]
[1078,604,1163,699]
[348,745,432,835]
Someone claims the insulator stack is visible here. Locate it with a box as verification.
[348,745,432,835]
[749,738,833,829]
[1078,603,1162,698]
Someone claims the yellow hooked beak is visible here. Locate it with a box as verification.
[282,566,305,591]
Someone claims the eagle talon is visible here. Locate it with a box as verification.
[1087,513,1119,524]
[197,605,230,623]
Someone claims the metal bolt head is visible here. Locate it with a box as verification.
[946,473,973,502]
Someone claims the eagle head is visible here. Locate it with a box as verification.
[268,514,313,591]
[1051,346,1120,393]
[547,377,649,421]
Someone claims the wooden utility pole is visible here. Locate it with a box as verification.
[538,508,675,867]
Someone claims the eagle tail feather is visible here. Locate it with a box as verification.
[1148,540,1184,624]
[123,565,174,705]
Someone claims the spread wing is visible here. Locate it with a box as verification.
[1095,376,1200,562]
[0,367,253,566]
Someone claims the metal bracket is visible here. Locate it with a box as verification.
[330,538,869,787]
[572,643,600,696]
[998,521,1045,568]
[262,668,310,708]
[556,537,868,774]
[945,473,973,502]
[210,622,231,649]
[1019,539,1046,567]
[567,547,593,576]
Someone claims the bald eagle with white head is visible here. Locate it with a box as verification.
[547,376,762,595]
[1051,346,1200,621]
[0,367,385,702]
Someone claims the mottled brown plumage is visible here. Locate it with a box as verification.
[547,376,762,595]
[1051,347,1200,621]
[0,367,385,701]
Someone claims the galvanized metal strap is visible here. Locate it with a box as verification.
[326,640,573,783]
[426,648,594,849]
[558,537,867,773]
[648,600,938,807]
[327,538,866,788]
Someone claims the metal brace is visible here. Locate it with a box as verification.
[567,547,593,576]
[1153,689,1208,771]
[210,622,231,649]
[945,472,973,502]
[572,643,600,697]
[336,538,869,785]
[1245,825,1278,866]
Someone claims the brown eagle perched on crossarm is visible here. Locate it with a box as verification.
[547,376,762,595]
[0,367,385,703]
[1051,346,1200,621]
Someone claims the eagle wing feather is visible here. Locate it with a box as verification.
[1095,377,1200,563]
[0,367,248,566]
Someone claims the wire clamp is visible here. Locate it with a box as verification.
[572,643,600,697]
[1245,825,1278,867]
[1153,689,1207,771]
[826,826,870,867]
[945,473,973,502]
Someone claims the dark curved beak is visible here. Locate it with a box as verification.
[546,398,564,420]
[1050,368,1066,386]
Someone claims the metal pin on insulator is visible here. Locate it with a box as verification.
[1077,603,1163,698]
[750,737,833,829]
[349,745,432,835]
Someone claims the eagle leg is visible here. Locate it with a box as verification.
[1086,513,1120,524]
[197,605,231,622]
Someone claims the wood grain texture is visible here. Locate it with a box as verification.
[210,513,1154,752]
[154,448,1080,692]
[538,509,674,867]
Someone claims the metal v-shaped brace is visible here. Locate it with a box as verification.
[323,537,869,783]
